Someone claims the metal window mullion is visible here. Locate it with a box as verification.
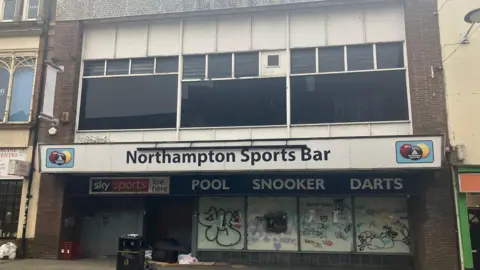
[103,60,107,76]
[128,59,132,75]
[231,53,235,79]
[175,20,184,138]
[205,55,208,79]
[315,47,319,74]
[351,196,358,252]
[27,55,37,122]
[343,46,348,71]
[373,43,377,70]
[4,56,15,122]
[153,57,157,74]
[286,11,291,137]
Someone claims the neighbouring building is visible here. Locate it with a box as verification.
[438,2,480,270]
[31,0,458,269]
[0,0,55,257]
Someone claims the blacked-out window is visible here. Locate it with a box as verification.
[83,61,105,76]
[79,75,178,130]
[291,48,316,74]
[208,54,232,79]
[131,58,154,74]
[291,70,408,124]
[234,52,259,78]
[106,59,130,75]
[183,55,206,80]
[376,43,404,69]
[0,180,22,239]
[181,78,286,127]
[318,47,344,73]
[347,45,374,71]
[156,56,179,73]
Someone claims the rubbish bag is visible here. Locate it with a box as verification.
[0,242,17,260]
[145,249,153,260]
[178,253,198,265]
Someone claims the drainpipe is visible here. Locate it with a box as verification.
[21,0,52,258]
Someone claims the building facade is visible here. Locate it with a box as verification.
[31,0,458,269]
[438,1,480,270]
[0,0,54,257]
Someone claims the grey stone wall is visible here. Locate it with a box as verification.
[56,0,328,21]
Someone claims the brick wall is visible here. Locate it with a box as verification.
[31,21,83,259]
[404,0,459,269]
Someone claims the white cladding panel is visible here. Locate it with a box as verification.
[364,4,405,42]
[82,4,405,59]
[183,17,217,54]
[148,20,181,56]
[327,7,365,45]
[83,25,116,59]
[252,13,287,50]
[217,15,251,52]
[115,23,149,58]
[290,10,326,48]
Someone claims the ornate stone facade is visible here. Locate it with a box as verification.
[56,0,327,21]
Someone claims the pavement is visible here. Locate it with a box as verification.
[0,259,116,269]
[0,259,403,270]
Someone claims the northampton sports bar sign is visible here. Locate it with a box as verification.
[39,136,443,173]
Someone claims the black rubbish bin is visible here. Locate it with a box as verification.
[116,235,145,270]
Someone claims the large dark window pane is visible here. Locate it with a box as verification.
[83,61,105,76]
[2,0,15,20]
[0,180,22,239]
[208,54,232,78]
[79,75,178,130]
[181,78,286,127]
[183,55,206,79]
[156,56,178,73]
[131,58,154,74]
[234,52,259,78]
[376,43,404,69]
[318,47,344,72]
[291,48,316,74]
[347,45,374,71]
[291,70,408,124]
[106,59,129,75]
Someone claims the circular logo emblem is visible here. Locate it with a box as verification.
[48,150,72,165]
[399,143,430,160]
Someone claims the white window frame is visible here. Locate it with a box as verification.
[23,0,40,21]
[0,0,17,22]
[0,52,38,124]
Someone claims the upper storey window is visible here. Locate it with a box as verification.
[0,55,36,123]
[1,0,39,21]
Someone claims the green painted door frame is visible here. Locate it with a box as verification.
[456,167,480,269]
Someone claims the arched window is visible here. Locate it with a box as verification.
[8,67,34,122]
[0,68,9,122]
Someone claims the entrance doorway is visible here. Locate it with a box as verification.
[469,209,480,269]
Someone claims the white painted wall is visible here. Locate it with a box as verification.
[0,37,40,51]
[439,0,480,165]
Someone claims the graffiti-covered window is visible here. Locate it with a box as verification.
[246,197,298,251]
[299,197,353,252]
[197,197,245,250]
[354,197,410,253]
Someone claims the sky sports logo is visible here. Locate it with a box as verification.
[90,177,170,194]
